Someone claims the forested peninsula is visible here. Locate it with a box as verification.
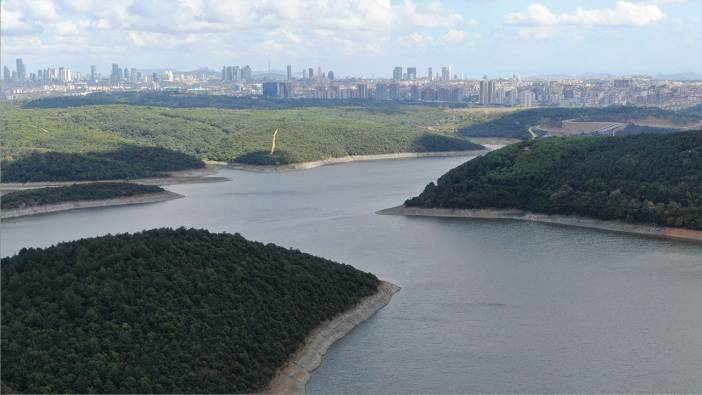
[1,182,166,211]
[1,228,385,393]
[403,131,702,231]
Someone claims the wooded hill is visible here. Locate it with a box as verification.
[1,103,488,170]
[1,228,380,393]
[1,183,165,210]
[1,146,204,183]
[406,131,702,230]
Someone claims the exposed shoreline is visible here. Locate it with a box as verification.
[0,168,230,192]
[228,149,490,172]
[1,191,183,219]
[378,206,702,243]
[267,281,401,394]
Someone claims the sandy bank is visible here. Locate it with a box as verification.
[267,281,401,394]
[230,150,488,172]
[0,168,229,192]
[1,191,183,219]
[378,206,702,243]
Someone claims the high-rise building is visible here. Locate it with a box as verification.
[130,68,137,83]
[302,69,308,79]
[58,67,66,82]
[4,66,12,82]
[111,63,121,83]
[308,67,314,79]
[90,65,97,81]
[389,83,401,99]
[441,66,449,81]
[15,58,26,81]
[286,64,292,80]
[393,66,402,81]
[447,66,452,80]
[242,65,252,81]
[357,83,368,99]
[427,67,433,81]
[479,79,489,105]
[123,67,130,82]
[407,67,417,80]
[328,71,335,80]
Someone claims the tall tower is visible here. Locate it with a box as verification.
[286,64,292,80]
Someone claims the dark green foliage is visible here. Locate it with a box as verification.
[616,124,678,136]
[1,228,379,393]
[459,106,700,139]
[1,146,204,182]
[2,104,487,170]
[1,183,164,209]
[22,92,473,110]
[406,131,702,230]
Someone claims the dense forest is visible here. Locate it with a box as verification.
[1,183,164,209]
[406,131,702,230]
[1,104,488,168]
[459,106,700,139]
[21,92,470,110]
[1,228,380,393]
[1,146,204,182]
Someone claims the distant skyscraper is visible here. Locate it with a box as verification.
[308,67,314,79]
[286,64,292,80]
[447,66,452,80]
[123,67,130,82]
[15,58,26,81]
[441,66,449,81]
[3,66,11,82]
[302,69,308,79]
[130,68,137,83]
[427,67,433,81]
[407,67,417,80]
[111,63,121,83]
[393,66,402,81]
[479,78,489,105]
[242,65,252,80]
[327,71,334,80]
[90,65,97,81]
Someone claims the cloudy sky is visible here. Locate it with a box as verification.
[2,0,700,78]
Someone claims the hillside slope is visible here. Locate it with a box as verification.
[1,228,379,393]
[406,131,702,230]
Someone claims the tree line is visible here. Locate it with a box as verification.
[407,131,702,230]
[1,228,380,393]
[1,183,164,209]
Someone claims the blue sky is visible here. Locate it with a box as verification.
[2,0,700,78]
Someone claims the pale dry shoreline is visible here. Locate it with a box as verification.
[378,206,702,243]
[1,191,183,219]
[226,149,490,172]
[267,281,401,394]
[0,168,230,192]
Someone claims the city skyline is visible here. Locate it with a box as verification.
[2,1,701,77]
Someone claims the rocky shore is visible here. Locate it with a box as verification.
[267,281,401,394]
[378,206,702,243]
[1,191,183,219]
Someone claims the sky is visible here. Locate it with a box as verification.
[1,0,701,78]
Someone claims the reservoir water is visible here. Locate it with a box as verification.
[2,155,702,393]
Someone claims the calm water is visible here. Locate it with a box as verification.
[2,156,702,393]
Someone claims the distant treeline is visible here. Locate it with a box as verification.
[1,228,379,393]
[459,106,700,139]
[22,92,473,110]
[1,183,164,210]
[406,131,702,230]
[1,146,204,183]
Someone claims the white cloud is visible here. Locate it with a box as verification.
[2,0,473,60]
[505,1,666,27]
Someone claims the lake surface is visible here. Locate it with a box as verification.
[3,155,702,393]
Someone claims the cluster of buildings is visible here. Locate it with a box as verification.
[2,59,701,109]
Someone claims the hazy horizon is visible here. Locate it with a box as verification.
[2,0,701,78]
